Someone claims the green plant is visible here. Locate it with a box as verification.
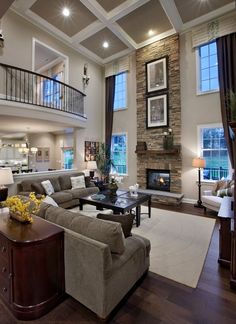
[227,90,236,121]
[95,142,114,182]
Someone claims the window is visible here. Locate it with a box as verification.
[43,73,62,107]
[111,134,127,174]
[198,41,219,93]
[62,148,73,169]
[199,126,229,181]
[114,72,127,111]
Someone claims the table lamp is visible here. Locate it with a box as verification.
[87,161,97,179]
[192,157,206,208]
[0,168,14,204]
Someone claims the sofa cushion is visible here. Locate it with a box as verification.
[51,191,73,204]
[202,195,222,209]
[65,186,99,199]
[44,205,125,254]
[31,182,46,195]
[43,195,59,207]
[41,180,55,195]
[50,178,61,192]
[71,175,86,189]
[97,213,134,238]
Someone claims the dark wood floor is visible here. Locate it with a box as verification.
[1,203,236,324]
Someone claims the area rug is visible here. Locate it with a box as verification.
[132,206,215,288]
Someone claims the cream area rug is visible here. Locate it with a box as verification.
[133,206,215,288]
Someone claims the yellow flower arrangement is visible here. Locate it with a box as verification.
[3,192,45,223]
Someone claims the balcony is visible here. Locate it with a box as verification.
[0,63,86,123]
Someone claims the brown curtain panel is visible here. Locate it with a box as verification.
[217,32,236,166]
[105,75,116,162]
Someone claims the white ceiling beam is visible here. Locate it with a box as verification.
[108,0,150,23]
[102,48,133,64]
[80,0,136,50]
[159,0,183,32]
[71,20,105,43]
[182,2,236,31]
[12,0,37,12]
[136,28,176,49]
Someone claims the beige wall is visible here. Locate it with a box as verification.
[28,133,56,171]
[0,10,104,171]
[180,31,222,201]
[112,53,137,188]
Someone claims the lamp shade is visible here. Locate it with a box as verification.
[0,168,14,186]
[192,157,206,169]
[87,161,97,170]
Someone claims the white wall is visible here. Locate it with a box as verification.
[112,53,137,188]
[0,10,104,171]
[180,31,222,201]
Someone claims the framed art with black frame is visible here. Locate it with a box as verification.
[146,56,168,94]
[146,93,168,129]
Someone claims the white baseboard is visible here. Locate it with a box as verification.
[182,198,195,204]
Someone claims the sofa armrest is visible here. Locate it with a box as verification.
[203,190,213,196]
[64,228,113,309]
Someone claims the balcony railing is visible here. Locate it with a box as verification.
[203,167,228,180]
[0,63,86,118]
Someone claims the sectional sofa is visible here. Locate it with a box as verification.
[38,203,150,319]
[17,171,99,208]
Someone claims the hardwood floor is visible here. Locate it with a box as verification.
[1,203,236,323]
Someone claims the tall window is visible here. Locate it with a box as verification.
[114,72,127,111]
[199,126,229,180]
[111,134,127,175]
[43,73,62,107]
[198,41,219,93]
[62,148,73,169]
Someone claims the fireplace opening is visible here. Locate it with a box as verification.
[146,169,170,192]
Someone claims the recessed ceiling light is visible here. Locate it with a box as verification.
[62,7,70,17]
[148,29,155,37]
[103,41,109,48]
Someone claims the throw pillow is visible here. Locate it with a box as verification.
[71,175,86,189]
[31,182,46,195]
[97,213,135,238]
[216,188,233,198]
[41,180,55,195]
[43,195,59,207]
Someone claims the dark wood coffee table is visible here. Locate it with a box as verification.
[79,190,151,227]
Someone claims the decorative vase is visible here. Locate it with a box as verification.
[163,135,174,150]
[10,212,32,224]
[108,181,118,197]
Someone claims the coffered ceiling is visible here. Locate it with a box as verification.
[7,0,236,64]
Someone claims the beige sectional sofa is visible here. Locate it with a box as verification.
[17,171,99,208]
[38,203,150,319]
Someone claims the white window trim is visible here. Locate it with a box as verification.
[111,132,128,176]
[197,123,232,182]
[195,45,219,96]
[114,72,128,112]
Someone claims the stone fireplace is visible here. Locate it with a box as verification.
[136,34,182,194]
[146,169,170,192]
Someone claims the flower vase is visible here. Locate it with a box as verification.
[163,135,174,150]
[108,181,118,197]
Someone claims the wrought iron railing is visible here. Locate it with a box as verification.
[203,167,228,180]
[0,63,86,118]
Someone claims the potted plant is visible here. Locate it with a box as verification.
[95,143,114,190]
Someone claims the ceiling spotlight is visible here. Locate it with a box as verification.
[103,41,109,48]
[62,7,70,17]
[148,29,155,37]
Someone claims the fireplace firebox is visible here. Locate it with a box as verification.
[146,169,170,192]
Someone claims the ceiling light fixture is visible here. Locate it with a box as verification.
[103,41,109,48]
[62,7,70,17]
[148,29,155,37]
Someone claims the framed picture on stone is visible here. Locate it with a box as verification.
[146,93,168,129]
[146,56,168,93]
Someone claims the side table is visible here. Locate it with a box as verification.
[0,210,65,320]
